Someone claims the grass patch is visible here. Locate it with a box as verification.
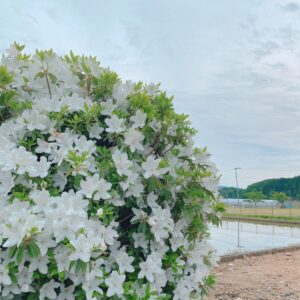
[223,213,300,223]
[225,207,300,218]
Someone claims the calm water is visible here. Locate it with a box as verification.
[210,220,300,256]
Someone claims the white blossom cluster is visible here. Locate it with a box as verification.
[0,44,221,299]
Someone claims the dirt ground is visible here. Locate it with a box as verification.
[207,249,300,300]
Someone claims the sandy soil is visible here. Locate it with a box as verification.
[207,249,300,300]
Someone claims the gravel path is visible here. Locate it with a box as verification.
[207,249,300,300]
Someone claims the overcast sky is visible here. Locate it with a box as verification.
[1,0,300,187]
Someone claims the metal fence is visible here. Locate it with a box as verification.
[221,220,300,239]
[224,200,300,218]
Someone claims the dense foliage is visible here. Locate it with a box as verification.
[218,187,245,199]
[247,176,300,200]
[244,191,265,202]
[0,43,222,299]
[270,192,290,203]
[220,176,300,200]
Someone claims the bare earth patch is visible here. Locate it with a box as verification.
[207,249,300,300]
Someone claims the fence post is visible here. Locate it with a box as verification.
[272,204,274,216]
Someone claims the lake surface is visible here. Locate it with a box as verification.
[210,220,300,256]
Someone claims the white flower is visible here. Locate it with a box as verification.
[75,135,96,154]
[148,206,174,243]
[2,202,45,247]
[34,96,64,113]
[202,176,219,197]
[96,208,103,217]
[112,80,134,107]
[4,147,33,173]
[20,109,56,132]
[82,277,103,299]
[103,223,118,245]
[107,193,125,206]
[1,282,21,298]
[177,142,194,157]
[101,99,117,115]
[17,267,33,293]
[29,255,49,274]
[145,83,160,96]
[53,171,67,191]
[30,189,52,213]
[30,156,51,178]
[5,147,51,178]
[138,253,163,283]
[105,115,125,133]
[150,241,169,258]
[112,149,133,176]
[132,233,148,249]
[0,171,14,195]
[124,128,144,152]
[147,192,159,209]
[142,155,168,178]
[57,284,75,300]
[167,122,177,136]
[130,110,147,128]
[36,233,57,256]
[89,123,104,139]
[52,217,76,243]
[69,235,91,263]
[39,279,60,300]
[105,271,125,297]
[82,56,101,77]
[80,173,111,200]
[173,280,192,300]
[60,94,89,112]
[35,139,53,154]
[149,119,162,131]
[170,220,188,251]
[0,265,12,285]
[54,246,71,273]
[131,208,148,224]
[115,247,134,273]
[125,180,144,198]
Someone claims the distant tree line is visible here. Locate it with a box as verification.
[219,176,300,201]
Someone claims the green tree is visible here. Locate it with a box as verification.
[270,191,290,205]
[244,191,265,215]
[246,176,300,200]
[219,187,245,199]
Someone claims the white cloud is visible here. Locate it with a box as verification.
[1,0,300,187]
[281,2,300,12]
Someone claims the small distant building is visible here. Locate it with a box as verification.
[221,198,280,208]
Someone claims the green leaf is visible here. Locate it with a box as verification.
[9,272,17,284]
[0,65,14,87]
[27,293,39,300]
[34,71,45,80]
[48,73,57,83]
[8,246,18,259]
[58,271,65,281]
[27,240,41,258]
[16,245,25,264]
[75,260,87,273]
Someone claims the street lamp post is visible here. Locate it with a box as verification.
[234,167,241,248]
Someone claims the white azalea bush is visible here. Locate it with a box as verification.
[0,43,223,300]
